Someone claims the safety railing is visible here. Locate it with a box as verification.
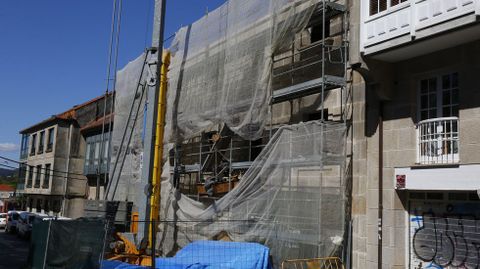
[416,117,459,165]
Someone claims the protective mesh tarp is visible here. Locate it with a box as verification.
[159,121,347,265]
[167,0,318,141]
[108,53,152,203]
[28,219,106,269]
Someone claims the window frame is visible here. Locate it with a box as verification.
[43,164,51,189]
[38,131,45,154]
[34,165,42,188]
[46,128,55,152]
[30,133,37,156]
[417,72,459,121]
[26,165,34,188]
[368,0,409,17]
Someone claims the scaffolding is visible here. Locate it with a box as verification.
[171,0,349,201]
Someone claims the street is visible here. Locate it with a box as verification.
[0,229,29,269]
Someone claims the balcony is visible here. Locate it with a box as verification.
[416,117,459,165]
[361,0,480,61]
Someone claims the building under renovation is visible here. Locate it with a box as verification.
[104,0,480,268]
[106,0,352,266]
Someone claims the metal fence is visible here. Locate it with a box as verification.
[28,218,345,269]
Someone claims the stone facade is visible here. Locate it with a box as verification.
[19,93,113,218]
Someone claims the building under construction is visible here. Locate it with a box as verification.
[104,0,352,266]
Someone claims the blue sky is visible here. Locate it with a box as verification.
[0,0,226,161]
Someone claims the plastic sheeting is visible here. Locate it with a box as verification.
[107,53,153,203]
[167,0,318,141]
[159,121,347,265]
[102,241,271,269]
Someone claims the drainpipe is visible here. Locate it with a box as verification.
[61,122,73,217]
[378,101,383,269]
[351,63,384,269]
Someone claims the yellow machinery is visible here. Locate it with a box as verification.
[108,50,171,266]
[149,50,171,248]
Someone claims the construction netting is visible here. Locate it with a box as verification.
[159,121,347,266]
[107,52,153,204]
[28,219,106,269]
[167,0,318,141]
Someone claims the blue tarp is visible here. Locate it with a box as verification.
[102,241,271,269]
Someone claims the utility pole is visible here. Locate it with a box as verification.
[140,0,167,256]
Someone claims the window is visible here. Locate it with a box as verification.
[94,141,101,166]
[47,128,54,152]
[370,0,407,16]
[20,134,29,160]
[30,134,37,155]
[36,199,41,213]
[44,200,50,213]
[370,0,387,15]
[34,165,42,188]
[390,0,407,7]
[53,200,61,213]
[18,163,27,184]
[38,131,45,154]
[26,166,33,188]
[84,133,111,175]
[419,73,459,120]
[310,21,330,44]
[43,164,51,189]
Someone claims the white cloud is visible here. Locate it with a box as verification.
[0,143,19,152]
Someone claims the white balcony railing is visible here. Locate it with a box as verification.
[416,117,459,165]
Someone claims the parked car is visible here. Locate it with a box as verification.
[17,212,41,239]
[0,213,7,229]
[5,210,24,233]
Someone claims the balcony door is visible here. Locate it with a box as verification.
[417,72,459,164]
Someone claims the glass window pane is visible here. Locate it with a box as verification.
[442,75,450,89]
[429,94,436,108]
[86,144,91,161]
[452,89,459,104]
[370,0,379,15]
[421,110,428,120]
[452,72,459,87]
[420,80,428,93]
[421,95,428,109]
[452,105,459,117]
[380,0,387,11]
[443,107,451,117]
[443,91,451,106]
[429,78,437,92]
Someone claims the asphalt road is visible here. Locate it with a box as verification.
[0,229,29,269]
